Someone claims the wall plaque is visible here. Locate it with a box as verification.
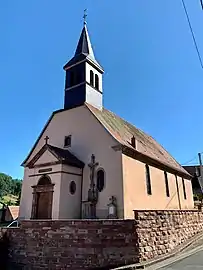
[38,168,52,173]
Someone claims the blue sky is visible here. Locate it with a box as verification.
[1,1,203,179]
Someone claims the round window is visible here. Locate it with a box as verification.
[97,170,105,192]
[69,181,76,195]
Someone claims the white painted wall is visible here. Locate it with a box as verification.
[34,150,58,165]
[19,164,62,220]
[86,84,102,110]
[20,105,124,219]
[59,166,82,219]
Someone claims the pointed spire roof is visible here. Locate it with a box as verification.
[63,24,103,72]
[74,24,95,59]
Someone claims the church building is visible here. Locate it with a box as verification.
[19,20,194,220]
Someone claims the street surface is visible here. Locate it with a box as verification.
[160,249,203,269]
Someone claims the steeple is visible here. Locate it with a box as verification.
[63,19,104,110]
[74,24,95,58]
[63,24,103,72]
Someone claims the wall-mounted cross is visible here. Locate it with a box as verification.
[44,136,49,145]
[88,154,99,186]
[88,154,99,218]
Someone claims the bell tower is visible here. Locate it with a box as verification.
[63,13,104,110]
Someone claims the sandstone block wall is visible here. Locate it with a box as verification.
[134,210,203,261]
[6,220,138,269]
[2,210,203,269]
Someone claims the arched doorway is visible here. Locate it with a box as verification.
[31,175,54,219]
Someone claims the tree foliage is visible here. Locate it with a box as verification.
[0,173,22,204]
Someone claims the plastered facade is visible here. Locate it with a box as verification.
[122,154,194,218]
[20,105,124,220]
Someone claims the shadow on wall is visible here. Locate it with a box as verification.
[0,231,9,270]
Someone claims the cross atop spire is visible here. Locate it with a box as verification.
[83,9,87,25]
[63,16,104,111]
[63,14,104,72]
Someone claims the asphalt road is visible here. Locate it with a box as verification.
[160,250,203,269]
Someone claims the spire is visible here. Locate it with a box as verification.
[63,14,104,111]
[63,10,103,72]
[74,24,95,60]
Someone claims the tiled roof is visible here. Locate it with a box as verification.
[8,206,19,220]
[86,103,190,177]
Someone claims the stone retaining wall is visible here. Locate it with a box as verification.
[4,220,139,269]
[134,210,203,261]
[1,210,203,269]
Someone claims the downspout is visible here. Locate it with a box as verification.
[175,175,181,210]
[80,167,84,219]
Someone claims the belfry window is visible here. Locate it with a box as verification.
[95,74,99,90]
[69,71,75,87]
[90,70,94,86]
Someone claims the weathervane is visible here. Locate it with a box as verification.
[83,9,87,25]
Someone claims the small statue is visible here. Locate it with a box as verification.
[107,196,117,219]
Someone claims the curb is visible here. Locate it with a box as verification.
[146,245,203,269]
[110,231,203,270]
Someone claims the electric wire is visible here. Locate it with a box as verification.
[181,152,203,165]
[181,0,203,69]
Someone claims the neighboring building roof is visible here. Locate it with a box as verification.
[8,206,19,220]
[26,143,84,169]
[184,165,202,193]
[22,104,190,178]
[183,165,200,176]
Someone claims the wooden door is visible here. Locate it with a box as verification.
[36,192,50,219]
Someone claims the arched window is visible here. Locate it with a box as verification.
[95,74,99,90]
[97,169,105,192]
[37,175,51,185]
[69,181,76,195]
[90,70,94,86]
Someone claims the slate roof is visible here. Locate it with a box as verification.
[26,144,84,169]
[63,25,103,72]
[74,24,95,58]
[86,103,190,177]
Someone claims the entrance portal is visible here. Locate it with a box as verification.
[31,175,54,219]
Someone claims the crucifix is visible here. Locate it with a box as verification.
[83,9,87,25]
[88,154,99,218]
[44,136,49,145]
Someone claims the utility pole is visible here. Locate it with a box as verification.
[198,153,203,193]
